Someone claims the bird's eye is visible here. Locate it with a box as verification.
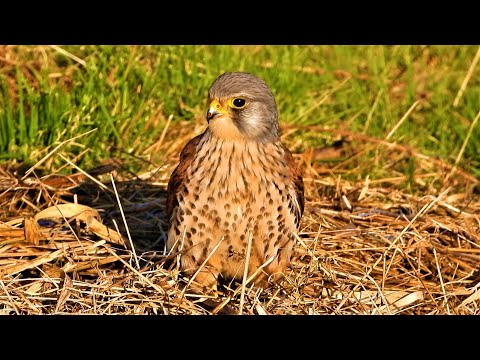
[228,97,247,109]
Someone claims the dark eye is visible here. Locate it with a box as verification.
[229,98,247,109]
[233,98,245,107]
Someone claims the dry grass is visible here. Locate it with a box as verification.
[1,121,479,315]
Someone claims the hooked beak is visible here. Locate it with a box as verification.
[206,99,225,123]
[207,108,221,123]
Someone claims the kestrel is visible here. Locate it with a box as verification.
[166,72,304,293]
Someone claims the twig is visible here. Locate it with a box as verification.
[239,230,253,315]
[104,246,166,295]
[49,45,87,67]
[386,100,420,140]
[453,46,480,107]
[296,76,351,122]
[57,154,110,191]
[110,174,139,270]
[446,110,480,182]
[181,237,224,297]
[0,280,20,314]
[433,248,451,314]
[21,128,97,180]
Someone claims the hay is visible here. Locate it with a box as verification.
[0,127,479,315]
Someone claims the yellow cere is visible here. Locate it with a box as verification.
[209,99,223,110]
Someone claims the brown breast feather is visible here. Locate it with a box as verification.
[167,132,304,230]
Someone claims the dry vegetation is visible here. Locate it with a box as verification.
[1,45,479,315]
[1,121,479,315]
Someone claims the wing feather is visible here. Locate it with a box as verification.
[166,133,204,223]
[282,145,304,228]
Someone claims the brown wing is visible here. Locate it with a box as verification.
[166,132,204,224]
[282,145,305,228]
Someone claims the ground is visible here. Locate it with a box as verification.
[0,125,478,315]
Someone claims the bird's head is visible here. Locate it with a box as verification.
[206,72,279,142]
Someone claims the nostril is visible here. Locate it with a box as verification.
[206,109,214,122]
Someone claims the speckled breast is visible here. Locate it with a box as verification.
[166,135,298,280]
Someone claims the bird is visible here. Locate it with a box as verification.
[165,72,304,293]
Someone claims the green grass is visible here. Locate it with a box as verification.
[0,45,479,180]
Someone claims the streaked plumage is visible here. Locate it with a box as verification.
[166,72,304,292]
